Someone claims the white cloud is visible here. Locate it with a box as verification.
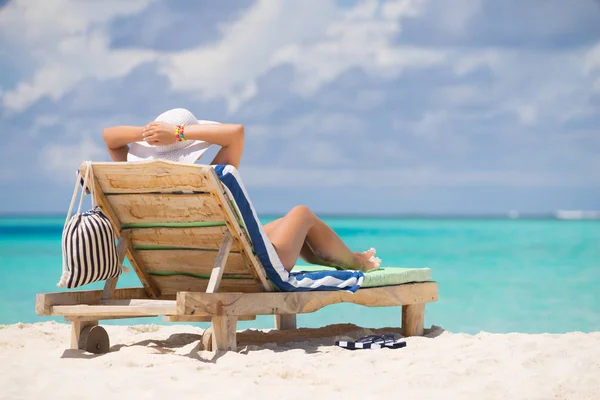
[266,0,445,95]
[453,49,504,76]
[421,0,481,36]
[246,111,369,138]
[1,0,598,154]
[159,0,440,111]
[381,0,422,19]
[0,0,154,42]
[0,0,158,111]
[5,0,593,124]
[0,0,598,215]
[156,0,596,125]
[398,111,474,156]
[240,165,600,188]
[583,41,600,73]
[29,115,62,138]
[40,135,107,177]
[584,41,600,92]
[409,111,449,138]
[514,104,538,125]
[355,90,387,109]
[159,0,340,112]
[303,142,350,167]
[436,85,482,105]
[447,47,598,125]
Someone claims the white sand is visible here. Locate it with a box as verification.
[1,322,599,400]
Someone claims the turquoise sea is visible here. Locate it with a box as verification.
[1,216,599,334]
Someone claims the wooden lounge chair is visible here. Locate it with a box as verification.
[35,160,438,353]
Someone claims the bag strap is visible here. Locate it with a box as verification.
[58,161,94,287]
[87,161,97,209]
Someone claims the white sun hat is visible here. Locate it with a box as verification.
[127,108,219,164]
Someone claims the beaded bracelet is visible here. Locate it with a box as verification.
[175,125,186,142]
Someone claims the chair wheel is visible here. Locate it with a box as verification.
[79,325,110,354]
[202,326,213,352]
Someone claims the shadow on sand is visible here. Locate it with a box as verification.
[60,323,445,362]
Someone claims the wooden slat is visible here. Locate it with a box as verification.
[207,233,233,293]
[51,299,177,317]
[137,250,252,277]
[65,315,147,322]
[154,275,263,296]
[163,315,256,322]
[88,161,270,295]
[177,282,439,316]
[101,231,130,301]
[108,194,225,224]
[79,162,122,236]
[128,226,242,251]
[127,245,161,299]
[36,288,149,316]
[92,161,214,194]
[204,170,272,291]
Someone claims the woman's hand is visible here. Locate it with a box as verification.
[142,122,178,145]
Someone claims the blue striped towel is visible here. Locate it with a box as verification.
[214,165,364,292]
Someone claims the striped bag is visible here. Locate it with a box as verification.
[57,161,122,289]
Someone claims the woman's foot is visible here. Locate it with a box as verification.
[354,248,382,272]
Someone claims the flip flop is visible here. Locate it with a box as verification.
[335,334,407,350]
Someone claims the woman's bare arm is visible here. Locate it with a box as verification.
[143,122,243,147]
[102,122,245,167]
[102,126,143,162]
[142,122,245,168]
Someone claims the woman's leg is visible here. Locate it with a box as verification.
[264,206,379,272]
[264,217,328,266]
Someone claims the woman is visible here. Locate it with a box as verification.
[102,108,381,272]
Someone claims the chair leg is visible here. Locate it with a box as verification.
[70,320,97,349]
[274,314,297,330]
[211,316,237,351]
[402,304,425,336]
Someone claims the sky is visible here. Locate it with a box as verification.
[0,0,599,215]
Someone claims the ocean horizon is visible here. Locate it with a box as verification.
[1,215,599,334]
